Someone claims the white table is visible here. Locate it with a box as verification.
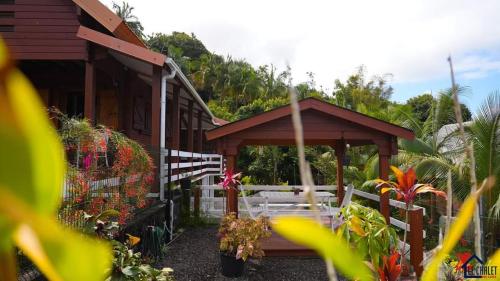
[258,191,335,199]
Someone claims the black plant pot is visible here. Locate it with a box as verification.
[220,253,245,278]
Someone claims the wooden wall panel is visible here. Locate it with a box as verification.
[0,0,87,60]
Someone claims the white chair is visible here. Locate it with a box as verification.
[328,184,355,230]
[330,184,355,214]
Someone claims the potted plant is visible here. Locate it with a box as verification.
[218,213,271,277]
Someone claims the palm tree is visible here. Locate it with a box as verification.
[466,92,500,253]
[113,1,144,39]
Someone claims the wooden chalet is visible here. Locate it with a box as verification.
[0,0,224,196]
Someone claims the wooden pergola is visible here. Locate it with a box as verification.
[206,98,415,221]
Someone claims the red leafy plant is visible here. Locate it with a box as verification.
[378,251,402,281]
[218,213,271,261]
[375,166,447,274]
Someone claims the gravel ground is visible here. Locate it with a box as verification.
[163,226,329,281]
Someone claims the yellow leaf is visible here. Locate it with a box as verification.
[422,192,479,281]
[381,187,393,194]
[487,249,500,267]
[273,216,373,281]
[350,216,366,236]
[127,234,141,246]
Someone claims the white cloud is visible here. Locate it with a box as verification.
[102,0,500,91]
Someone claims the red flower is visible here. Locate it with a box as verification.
[376,166,447,206]
[220,169,241,190]
[378,251,402,281]
[455,252,472,270]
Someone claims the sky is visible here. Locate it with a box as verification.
[103,0,500,112]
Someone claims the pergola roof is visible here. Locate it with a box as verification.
[206,98,415,147]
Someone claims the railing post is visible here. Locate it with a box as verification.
[408,207,424,278]
[193,186,201,218]
[180,178,191,219]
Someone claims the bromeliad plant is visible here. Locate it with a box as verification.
[218,213,271,261]
[375,166,447,271]
[220,169,241,191]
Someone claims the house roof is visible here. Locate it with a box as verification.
[206,98,415,141]
[72,0,145,47]
[76,26,165,66]
[76,26,217,123]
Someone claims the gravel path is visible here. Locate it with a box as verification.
[163,226,329,281]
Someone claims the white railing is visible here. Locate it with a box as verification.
[196,184,337,218]
[193,183,425,276]
[159,149,224,201]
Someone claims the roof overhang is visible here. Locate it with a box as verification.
[206,98,415,141]
[77,26,166,66]
[72,0,145,47]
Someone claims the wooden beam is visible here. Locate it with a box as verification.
[335,140,345,205]
[151,66,161,148]
[197,110,203,153]
[150,66,162,193]
[379,153,390,222]
[409,208,424,277]
[226,154,238,217]
[187,100,194,152]
[84,60,96,124]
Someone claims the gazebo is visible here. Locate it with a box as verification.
[206,97,415,221]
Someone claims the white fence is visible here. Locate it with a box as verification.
[159,149,224,201]
[196,184,338,219]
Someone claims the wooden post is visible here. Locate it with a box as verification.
[226,154,238,216]
[151,66,162,193]
[171,85,180,150]
[197,110,203,153]
[335,140,345,205]
[408,208,424,278]
[193,187,201,218]
[379,153,390,222]
[84,61,96,124]
[187,101,194,152]
[171,85,181,182]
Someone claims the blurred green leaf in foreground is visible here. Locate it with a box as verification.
[0,38,112,281]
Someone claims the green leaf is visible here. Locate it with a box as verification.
[273,216,373,281]
[0,42,112,281]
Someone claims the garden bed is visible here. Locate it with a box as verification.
[163,225,329,281]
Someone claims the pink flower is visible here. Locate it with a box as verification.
[236,245,244,260]
[83,154,92,170]
[220,169,241,190]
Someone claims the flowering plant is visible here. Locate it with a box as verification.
[375,166,447,207]
[377,251,402,281]
[55,114,155,226]
[218,213,271,261]
[375,166,447,273]
[220,169,241,191]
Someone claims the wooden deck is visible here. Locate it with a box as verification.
[261,231,317,256]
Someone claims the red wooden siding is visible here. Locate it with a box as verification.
[0,0,87,60]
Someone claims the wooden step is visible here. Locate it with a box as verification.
[261,231,317,257]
